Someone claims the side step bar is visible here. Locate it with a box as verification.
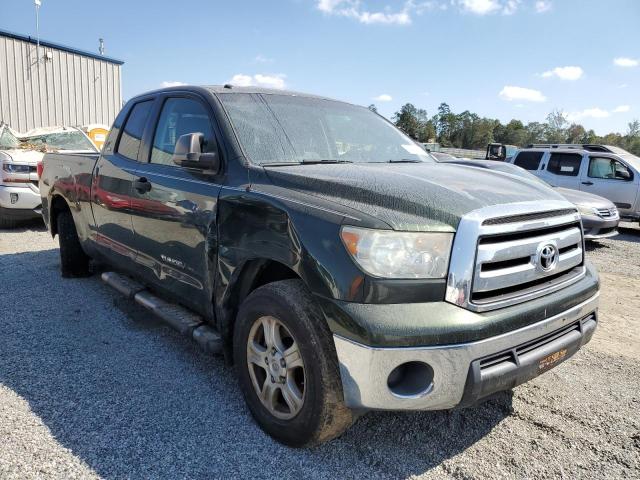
[101,272,223,354]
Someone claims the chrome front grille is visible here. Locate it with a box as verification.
[596,207,618,218]
[473,224,582,295]
[446,201,585,312]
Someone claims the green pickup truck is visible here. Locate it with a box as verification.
[40,85,599,447]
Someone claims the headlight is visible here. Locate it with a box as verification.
[340,226,453,278]
[577,205,599,216]
[2,163,31,174]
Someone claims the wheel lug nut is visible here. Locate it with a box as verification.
[280,359,286,368]
[271,348,277,355]
[280,376,286,384]
[270,376,275,383]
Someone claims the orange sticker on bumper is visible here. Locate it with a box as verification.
[539,349,568,371]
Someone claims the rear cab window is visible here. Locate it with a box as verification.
[547,153,582,176]
[116,100,154,161]
[513,151,544,171]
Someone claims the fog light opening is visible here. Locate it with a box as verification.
[10,193,19,204]
[387,361,434,398]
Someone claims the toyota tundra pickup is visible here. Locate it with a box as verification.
[40,85,600,447]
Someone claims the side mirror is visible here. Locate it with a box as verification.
[617,170,631,180]
[172,133,220,173]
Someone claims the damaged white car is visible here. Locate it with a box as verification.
[0,124,97,228]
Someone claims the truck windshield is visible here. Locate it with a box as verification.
[219,93,432,165]
[20,131,95,151]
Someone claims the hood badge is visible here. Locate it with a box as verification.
[536,242,559,273]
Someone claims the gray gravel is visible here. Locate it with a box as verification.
[0,221,639,479]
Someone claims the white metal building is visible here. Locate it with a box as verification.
[0,29,123,132]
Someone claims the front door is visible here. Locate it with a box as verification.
[129,94,223,314]
[580,155,640,216]
[92,99,154,266]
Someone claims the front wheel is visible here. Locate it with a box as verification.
[233,279,353,447]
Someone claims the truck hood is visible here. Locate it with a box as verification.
[265,162,567,231]
[0,149,45,166]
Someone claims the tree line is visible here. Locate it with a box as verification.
[369,102,640,156]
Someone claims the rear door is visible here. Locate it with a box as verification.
[92,99,154,265]
[129,93,223,314]
[580,155,639,215]
[540,152,583,189]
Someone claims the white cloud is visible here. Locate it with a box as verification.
[229,73,287,90]
[565,108,610,122]
[541,66,583,81]
[502,0,521,15]
[534,0,551,13]
[499,85,546,102]
[613,105,631,113]
[254,54,274,64]
[618,83,628,89]
[459,0,501,15]
[373,94,392,102]
[160,81,187,88]
[566,105,631,121]
[316,0,412,25]
[613,57,639,67]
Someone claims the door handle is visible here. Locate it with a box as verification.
[134,177,152,193]
[581,181,594,186]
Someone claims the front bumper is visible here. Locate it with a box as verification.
[333,292,598,411]
[582,214,619,240]
[0,185,42,211]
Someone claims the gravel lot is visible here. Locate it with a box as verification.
[0,221,639,479]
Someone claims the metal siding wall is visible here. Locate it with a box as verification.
[0,34,122,131]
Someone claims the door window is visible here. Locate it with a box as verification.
[588,157,633,181]
[547,153,582,176]
[150,98,216,166]
[116,100,153,161]
[513,151,543,170]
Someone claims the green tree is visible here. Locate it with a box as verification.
[368,104,378,113]
[545,109,568,143]
[393,103,431,142]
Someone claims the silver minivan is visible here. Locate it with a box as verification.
[508,144,640,221]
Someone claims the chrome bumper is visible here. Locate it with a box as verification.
[333,292,599,411]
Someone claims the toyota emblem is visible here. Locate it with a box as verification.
[537,243,558,272]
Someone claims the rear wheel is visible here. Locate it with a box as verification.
[233,279,353,447]
[57,210,91,277]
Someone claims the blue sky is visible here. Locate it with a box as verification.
[2,0,638,134]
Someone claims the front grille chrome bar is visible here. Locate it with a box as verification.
[446,200,584,312]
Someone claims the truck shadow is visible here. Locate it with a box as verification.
[0,248,512,479]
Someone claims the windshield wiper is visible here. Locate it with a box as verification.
[300,159,353,164]
[387,159,422,163]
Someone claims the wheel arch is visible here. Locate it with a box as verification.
[48,194,72,237]
[217,258,302,361]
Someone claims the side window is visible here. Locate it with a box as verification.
[150,97,216,166]
[116,100,153,161]
[588,157,633,181]
[547,153,582,177]
[513,151,543,170]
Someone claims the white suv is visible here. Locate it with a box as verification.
[508,144,640,222]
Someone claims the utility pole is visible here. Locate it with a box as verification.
[35,0,41,68]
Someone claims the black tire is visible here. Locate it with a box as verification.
[233,279,353,447]
[57,210,91,278]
